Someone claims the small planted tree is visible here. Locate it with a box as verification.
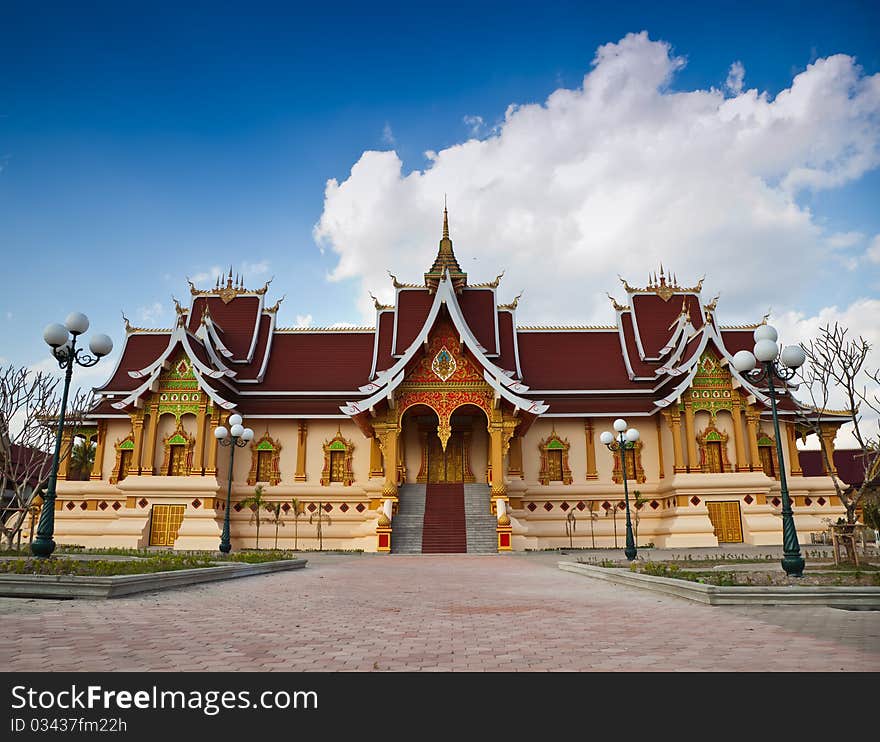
[69,438,96,481]
[240,484,268,549]
[605,503,619,549]
[309,504,332,551]
[632,490,648,545]
[267,502,284,550]
[586,500,599,548]
[290,497,305,551]
[565,508,577,549]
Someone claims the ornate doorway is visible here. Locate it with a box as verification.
[427,431,464,483]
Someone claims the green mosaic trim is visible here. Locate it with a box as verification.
[257,440,275,451]
[168,433,187,445]
[118,439,135,450]
[329,440,346,451]
[547,438,564,449]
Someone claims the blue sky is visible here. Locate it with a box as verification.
[1,1,879,383]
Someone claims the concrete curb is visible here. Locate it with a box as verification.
[558,561,880,607]
[0,558,308,599]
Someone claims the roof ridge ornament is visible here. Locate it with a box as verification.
[370,292,393,311]
[619,267,705,302]
[498,290,523,311]
[606,293,630,312]
[425,201,467,292]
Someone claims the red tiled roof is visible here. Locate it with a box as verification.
[393,290,434,354]
[95,333,171,392]
[257,332,375,391]
[539,396,656,415]
[459,288,497,354]
[618,313,659,378]
[226,315,273,380]
[631,293,702,357]
[496,312,518,375]
[237,398,351,416]
[517,330,651,390]
[799,449,867,485]
[374,312,395,374]
[191,295,262,359]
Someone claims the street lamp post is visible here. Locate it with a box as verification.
[32,313,113,557]
[600,419,639,561]
[731,324,807,577]
[214,414,254,554]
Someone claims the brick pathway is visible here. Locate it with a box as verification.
[2,554,878,671]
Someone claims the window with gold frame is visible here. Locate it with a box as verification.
[321,431,354,486]
[167,445,187,476]
[160,422,195,478]
[110,435,136,484]
[611,440,646,484]
[538,431,573,485]
[696,423,731,474]
[247,432,282,486]
[756,432,780,478]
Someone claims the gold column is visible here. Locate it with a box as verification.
[90,421,107,481]
[192,403,207,475]
[684,402,698,472]
[143,408,159,476]
[655,415,665,479]
[369,435,384,478]
[665,410,685,473]
[818,423,838,475]
[584,419,598,480]
[489,423,505,496]
[131,411,145,475]
[745,411,761,472]
[397,428,406,483]
[57,429,73,480]
[205,408,220,476]
[786,423,802,477]
[732,406,748,472]
[508,436,523,479]
[379,422,399,497]
[295,421,308,482]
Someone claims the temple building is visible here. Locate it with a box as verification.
[46,210,850,552]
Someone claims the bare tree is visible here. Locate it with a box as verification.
[586,500,599,548]
[797,323,879,524]
[0,365,91,549]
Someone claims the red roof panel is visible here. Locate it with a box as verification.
[191,295,262,360]
[95,334,172,392]
[496,312,518,375]
[393,290,433,354]
[631,293,702,358]
[374,311,395,374]
[258,332,375,391]
[517,330,651,390]
[459,288,497,354]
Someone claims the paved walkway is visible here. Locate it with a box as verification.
[2,553,878,671]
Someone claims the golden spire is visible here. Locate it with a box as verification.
[425,199,467,292]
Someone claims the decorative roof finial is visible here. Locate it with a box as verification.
[121,311,133,334]
[442,198,450,241]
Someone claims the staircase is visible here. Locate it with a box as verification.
[463,484,498,554]
[421,483,467,553]
[390,484,426,554]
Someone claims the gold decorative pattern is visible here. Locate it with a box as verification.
[538,430,573,485]
[160,421,196,477]
[110,433,135,485]
[188,270,273,303]
[320,431,355,486]
[246,432,282,486]
[697,422,732,473]
[611,440,646,484]
[619,266,704,301]
[497,290,523,311]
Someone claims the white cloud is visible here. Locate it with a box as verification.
[826,231,863,249]
[190,265,224,285]
[773,299,880,449]
[314,31,880,332]
[463,115,484,137]
[241,260,270,277]
[867,234,880,263]
[137,302,166,324]
[295,314,313,328]
[5,311,12,320]
[725,61,745,94]
[382,123,395,146]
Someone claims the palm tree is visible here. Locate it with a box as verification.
[309,504,332,551]
[240,484,269,550]
[267,502,284,550]
[290,497,305,551]
[586,501,599,548]
[70,438,96,480]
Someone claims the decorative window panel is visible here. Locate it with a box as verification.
[247,433,282,486]
[110,435,136,484]
[757,434,778,478]
[697,423,731,474]
[160,423,196,478]
[538,432,573,485]
[611,440,646,484]
[321,432,354,486]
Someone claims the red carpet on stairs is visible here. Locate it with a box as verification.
[421,483,467,553]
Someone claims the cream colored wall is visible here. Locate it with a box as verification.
[470,424,489,483]
[658,415,676,478]
[402,422,421,483]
